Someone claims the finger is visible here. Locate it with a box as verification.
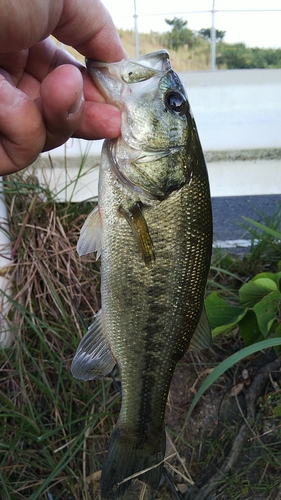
[0,49,29,84]
[25,38,83,83]
[82,68,108,104]
[40,64,85,151]
[0,1,63,52]
[26,40,105,104]
[75,101,121,140]
[75,67,122,139]
[0,77,45,174]
[53,0,126,62]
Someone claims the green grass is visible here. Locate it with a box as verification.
[0,169,122,500]
[1,168,281,499]
[207,202,281,300]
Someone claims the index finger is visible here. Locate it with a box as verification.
[53,0,126,62]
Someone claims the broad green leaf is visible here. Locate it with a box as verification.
[205,292,246,337]
[252,272,281,288]
[239,278,277,307]
[242,217,281,240]
[186,337,281,422]
[273,323,281,355]
[272,405,281,418]
[253,289,281,336]
[238,310,262,346]
[274,323,281,339]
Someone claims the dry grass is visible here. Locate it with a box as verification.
[0,170,120,500]
[1,167,281,500]
[119,30,210,71]
[0,170,190,500]
[56,29,211,72]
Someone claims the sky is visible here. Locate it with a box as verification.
[102,0,281,49]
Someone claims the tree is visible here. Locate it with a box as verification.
[199,28,226,41]
[165,17,194,50]
[216,43,252,69]
[217,43,281,69]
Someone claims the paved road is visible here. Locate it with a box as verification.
[212,195,281,248]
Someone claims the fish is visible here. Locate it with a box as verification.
[71,50,213,499]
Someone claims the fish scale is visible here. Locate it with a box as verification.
[71,50,212,499]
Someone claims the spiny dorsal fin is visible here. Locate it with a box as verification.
[119,202,155,269]
[71,310,116,381]
[77,205,102,258]
[189,306,213,351]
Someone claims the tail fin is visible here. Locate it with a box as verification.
[100,424,166,499]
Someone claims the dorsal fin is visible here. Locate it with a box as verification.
[189,306,213,351]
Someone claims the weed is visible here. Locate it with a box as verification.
[52,30,211,72]
[0,170,120,500]
[207,202,281,302]
[1,169,280,500]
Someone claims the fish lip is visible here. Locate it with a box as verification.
[86,50,171,72]
[142,145,185,154]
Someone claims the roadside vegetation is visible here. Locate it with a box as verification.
[63,17,281,71]
[0,164,281,499]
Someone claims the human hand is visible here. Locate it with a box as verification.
[0,0,126,175]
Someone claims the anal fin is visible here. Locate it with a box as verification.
[71,310,116,381]
[189,306,213,351]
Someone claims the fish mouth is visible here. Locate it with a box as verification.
[87,51,188,200]
[86,50,171,77]
[86,51,172,104]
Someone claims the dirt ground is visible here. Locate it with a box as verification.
[116,339,281,500]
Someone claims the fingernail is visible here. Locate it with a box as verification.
[68,89,84,116]
[0,79,22,108]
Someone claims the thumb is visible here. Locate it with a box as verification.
[40,64,85,151]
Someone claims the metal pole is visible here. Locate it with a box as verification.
[133,0,139,57]
[211,0,216,70]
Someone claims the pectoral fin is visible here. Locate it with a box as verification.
[71,310,116,381]
[119,202,155,269]
[77,205,102,258]
[189,306,213,351]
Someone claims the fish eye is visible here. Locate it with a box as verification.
[165,91,186,113]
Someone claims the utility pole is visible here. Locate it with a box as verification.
[210,0,216,70]
[133,0,139,57]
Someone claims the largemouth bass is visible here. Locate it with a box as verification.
[71,50,213,499]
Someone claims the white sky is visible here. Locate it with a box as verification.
[102,0,281,49]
